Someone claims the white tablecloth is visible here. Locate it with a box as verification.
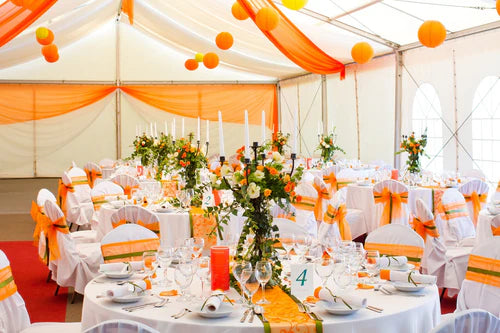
[476,210,497,244]
[82,273,440,333]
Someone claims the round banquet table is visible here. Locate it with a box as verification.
[82,273,441,333]
[476,210,497,244]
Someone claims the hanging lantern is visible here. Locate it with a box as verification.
[41,44,58,59]
[351,42,374,64]
[203,52,219,69]
[255,7,280,31]
[195,53,204,62]
[231,2,249,20]
[44,53,59,63]
[282,0,308,10]
[185,59,199,71]
[216,32,234,50]
[497,0,500,15]
[418,20,446,48]
[36,28,54,45]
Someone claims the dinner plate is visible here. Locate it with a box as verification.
[393,282,429,292]
[388,263,415,272]
[111,293,145,303]
[156,207,175,213]
[193,302,234,318]
[317,300,364,315]
[99,271,133,279]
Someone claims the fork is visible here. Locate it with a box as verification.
[297,303,315,320]
[172,308,191,319]
[303,304,323,321]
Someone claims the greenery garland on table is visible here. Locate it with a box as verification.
[315,128,345,164]
[396,129,428,174]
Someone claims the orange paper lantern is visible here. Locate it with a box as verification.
[497,0,500,15]
[351,42,374,64]
[255,7,280,31]
[231,2,249,20]
[185,59,198,71]
[203,52,219,69]
[41,44,58,58]
[45,53,59,63]
[36,29,54,45]
[418,20,446,48]
[216,32,233,50]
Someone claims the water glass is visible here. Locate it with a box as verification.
[175,266,194,302]
[365,250,380,283]
[157,247,175,286]
[244,270,261,307]
[255,261,272,305]
[196,257,210,299]
[142,251,157,280]
[281,234,295,260]
[233,261,252,304]
[333,261,351,291]
[315,258,334,287]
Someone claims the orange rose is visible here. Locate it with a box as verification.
[283,174,290,183]
[284,183,292,193]
[182,152,187,158]
[239,179,247,185]
[186,161,191,166]
[267,167,278,175]
[264,189,272,197]
[296,195,302,203]
[257,165,264,171]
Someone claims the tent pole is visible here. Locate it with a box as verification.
[354,68,360,160]
[276,82,281,132]
[452,49,458,173]
[115,16,122,160]
[321,75,327,135]
[394,51,403,169]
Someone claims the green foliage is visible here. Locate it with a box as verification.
[396,129,428,174]
[315,128,345,164]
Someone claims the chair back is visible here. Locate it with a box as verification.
[83,319,161,333]
[413,199,440,242]
[111,174,140,198]
[373,179,410,226]
[91,181,125,211]
[439,189,476,246]
[292,182,319,237]
[456,238,500,316]
[101,224,160,263]
[365,224,424,269]
[273,217,309,238]
[431,309,500,333]
[458,179,489,225]
[61,166,94,225]
[462,169,486,180]
[84,162,103,188]
[32,189,57,261]
[110,206,160,236]
[37,188,56,207]
[313,176,331,222]
[322,165,340,194]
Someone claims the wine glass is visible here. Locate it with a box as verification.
[188,237,205,258]
[233,261,252,304]
[315,258,334,287]
[244,270,261,308]
[365,250,380,283]
[196,257,210,299]
[176,190,186,209]
[255,261,272,305]
[333,260,351,291]
[295,235,312,262]
[323,235,340,259]
[142,251,157,280]
[157,247,175,286]
[183,189,194,208]
[175,265,194,302]
[281,234,295,260]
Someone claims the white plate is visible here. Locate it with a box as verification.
[317,300,364,315]
[111,293,145,303]
[193,302,234,318]
[393,282,429,292]
[99,271,133,279]
[156,207,175,213]
[388,263,415,272]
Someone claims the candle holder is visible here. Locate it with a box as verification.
[251,142,260,165]
[205,141,209,156]
[197,140,200,151]
[260,153,266,166]
[219,156,225,164]
[244,158,250,185]
[172,140,176,146]
[290,153,297,176]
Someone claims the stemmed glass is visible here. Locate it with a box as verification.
[175,264,194,302]
[157,247,175,286]
[142,251,158,280]
[244,270,261,308]
[183,189,194,208]
[365,250,380,283]
[333,260,351,291]
[295,235,312,262]
[323,235,340,259]
[281,234,295,260]
[233,261,252,304]
[185,237,204,258]
[255,261,272,305]
[196,257,210,299]
[315,258,334,287]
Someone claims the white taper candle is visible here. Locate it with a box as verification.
[206,119,210,143]
[261,110,266,145]
[244,110,250,159]
[197,117,200,142]
[218,111,225,157]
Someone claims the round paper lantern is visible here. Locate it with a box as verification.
[282,0,308,10]
[41,44,58,58]
[195,53,204,62]
[231,2,249,20]
[185,59,199,71]
[497,0,500,15]
[44,53,59,63]
[255,7,280,31]
[36,27,48,40]
[36,28,54,45]
[203,52,219,69]
[216,32,233,50]
[351,42,374,64]
[418,20,446,48]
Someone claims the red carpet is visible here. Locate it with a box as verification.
[0,241,68,323]
[440,289,458,314]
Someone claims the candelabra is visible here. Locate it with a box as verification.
[290,153,297,176]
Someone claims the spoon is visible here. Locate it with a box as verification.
[253,305,268,323]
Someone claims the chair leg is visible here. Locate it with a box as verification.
[71,290,77,304]
[76,225,80,231]
[68,222,73,231]
[46,270,52,283]
[55,285,60,296]
[440,288,446,300]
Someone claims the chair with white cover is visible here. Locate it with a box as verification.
[60,166,95,231]
[44,200,102,296]
[90,181,125,212]
[317,201,349,243]
[31,189,56,263]
[83,162,103,188]
[273,217,309,240]
[292,182,319,237]
[335,168,357,190]
[110,206,161,236]
[458,179,489,226]
[312,176,332,223]
[322,165,341,195]
[83,319,160,333]
[456,237,500,316]
[111,174,140,199]
[334,187,367,239]
[101,224,160,263]
[0,250,81,333]
[373,179,410,227]
[437,189,476,248]
[462,169,486,181]
[430,309,500,333]
[99,158,116,179]
[365,224,424,270]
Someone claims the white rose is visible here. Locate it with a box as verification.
[272,152,284,163]
[221,165,232,177]
[174,152,179,157]
[325,144,330,148]
[210,173,218,185]
[247,182,261,199]
[253,170,264,181]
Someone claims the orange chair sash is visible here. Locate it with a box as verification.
[365,242,423,269]
[465,254,500,288]
[112,219,128,229]
[313,183,329,222]
[46,217,70,262]
[85,168,102,188]
[101,238,160,263]
[122,185,139,199]
[463,191,487,224]
[57,179,74,213]
[30,201,51,245]
[323,172,337,194]
[442,202,468,220]
[373,188,408,226]
[276,213,296,222]
[323,204,352,241]
[189,207,217,250]
[292,196,316,212]
[412,216,439,242]
[337,178,355,190]
[137,220,160,235]
[491,225,500,236]
[0,266,17,301]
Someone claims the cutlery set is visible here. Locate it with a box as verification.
[171,308,192,319]
[121,298,169,312]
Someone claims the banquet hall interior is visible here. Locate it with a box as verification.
[1,0,500,332]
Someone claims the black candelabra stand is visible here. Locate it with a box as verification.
[290,153,296,176]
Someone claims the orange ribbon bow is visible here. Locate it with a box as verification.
[30,201,51,246]
[313,182,330,223]
[463,191,487,225]
[46,216,70,262]
[323,172,337,194]
[491,225,500,236]
[412,216,439,242]
[0,265,18,301]
[122,185,139,199]
[373,188,408,226]
[85,168,102,188]
[57,179,74,213]
[323,204,352,240]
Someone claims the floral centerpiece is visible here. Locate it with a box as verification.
[396,130,428,174]
[316,128,345,164]
[207,148,303,287]
[131,133,156,167]
[271,132,289,155]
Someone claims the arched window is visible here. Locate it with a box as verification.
[471,76,500,188]
[412,83,443,172]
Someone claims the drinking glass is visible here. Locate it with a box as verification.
[188,237,205,258]
[295,235,312,262]
[244,270,261,307]
[315,258,334,287]
[183,189,194,208]
[157,247,175,286]
[323,235,340,260]
[333,261,351,291]
[281,234,295,260]
[233,261,252,304]
[176,245,191,262]
[175,266,194,302]
[142,251,157,280]
[365,250,380,283]
[255,261,272,305]
[196,257,210,299]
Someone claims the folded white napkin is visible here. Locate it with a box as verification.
[381,270,437,284]
[106,280,149,298]
[205,295,222,312]
[377,256,408,268]
[314,287,367,309]
[99,261,143,272]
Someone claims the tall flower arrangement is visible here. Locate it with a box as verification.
[271,132,289,155]
[208,148,303,286]
[131,133,156,167]
[316,128,345,163]
[396,130,428,174]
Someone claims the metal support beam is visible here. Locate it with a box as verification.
[276,81,281,132]
[452,49,459,172]
[321,75,328,134]
[331,0,383,20]
[394,51,403,169]
[115,17,122,160]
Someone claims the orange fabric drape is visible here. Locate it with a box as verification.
[373,188,408,226]
[0,84,116,125]
[46,216,69,261]
[84,168,102,188]
[121,0,134,25]
[56,179,74,214]
[412,216,439,242]
[323,204,352,241]
[120,85,278,129]
[463,191,487,225]
[237,0,345,78]
[0,0,57,47]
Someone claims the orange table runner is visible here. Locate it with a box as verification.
[189,207,217,250]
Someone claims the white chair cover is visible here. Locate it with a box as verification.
[458,179,489,225]
[273,217,309,239]
[322,165,341,194]
[110,206,160,234]
[373,179,410,226]
[430,309,500,333]
[101,224,159,246]
[317,201,342,243]
[83,162,103,188]
[21,322,81,333]
[91,181,125,209]
[83,319,161,333]
[44,201,102,294]
[438,189,476,247]
[35,189,57,261]
[334,188,367,239]
[99,158,116,179]
[456,238,500,316]
[0,250,30,333]
[100,224,159,263]
[293,182,319,237]
[62,166,94,227]
[462,169,486,180]
[110,174,140,195]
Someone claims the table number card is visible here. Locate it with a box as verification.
[291,263,314,299]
